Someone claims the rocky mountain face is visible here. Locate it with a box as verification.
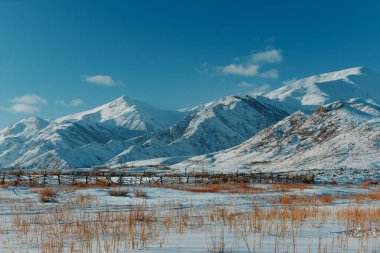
[175,100,380,172]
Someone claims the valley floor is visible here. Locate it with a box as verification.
[0,180,379,253]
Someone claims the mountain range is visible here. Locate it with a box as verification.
[0,66,379,172]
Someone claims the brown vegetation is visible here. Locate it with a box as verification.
[152,183,266,194]
[109,188,130,197]
[134,189,148,198]
[34,188,57,203]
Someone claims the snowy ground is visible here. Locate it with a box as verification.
[0,182,379,253]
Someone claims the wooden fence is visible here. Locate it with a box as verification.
[0,170,316,187]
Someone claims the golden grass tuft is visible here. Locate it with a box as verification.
[109,188,130,197]
[134,189,148,198]
[269,182,310,192]
[35,188,57,203]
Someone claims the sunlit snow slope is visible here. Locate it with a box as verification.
[266,67,380,112]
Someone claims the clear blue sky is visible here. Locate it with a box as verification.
[1,0,380,128]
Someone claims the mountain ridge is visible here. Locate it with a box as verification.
[173,99,379,172]
[56,95,186,132]
[266,66,380,113]
[0,66,379,171]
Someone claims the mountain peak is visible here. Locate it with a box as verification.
[266,66,380,112]
[0,116,49,138]
[112,95,130,104]
[9,116,49,129]
[56,95,185,132]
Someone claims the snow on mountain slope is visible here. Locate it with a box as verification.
[8,119,141,169]
[346,98,380,116]
[56,95,186,132]
[174,100,379,172]
[266,67,380,112]
[17,139,129,169]
[0,116,49,140]
[0,116,49,166]
[108,95,289,165]
[0,96,188,169]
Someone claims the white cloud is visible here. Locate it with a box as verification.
[81,75,118,86]
[251,84,271,95]
[1,94,47,114]
[70,99,84,107]
[221,64,259,76]
[238,81,254,88]
[217,48,282,79]
[238,82,271,95]
[250,49,282,64]
[55,99,84,107]
[283,78,298,85]
[10,94,47,105]
[5,104,39,113]
[259,69,279,79]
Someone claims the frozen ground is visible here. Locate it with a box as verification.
[0,182,379,253]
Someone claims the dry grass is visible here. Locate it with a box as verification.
[66,180,110,190]
[34,188,57,203]
[134,189,148,198]
[0,186,378,253]
[0,183,12,188]
[152,183,266,194]
[109,188,130,197]
[273,195,311,205]
[152,182,318,196]
[67,194,95,206]
[273,194,338,205]
[269,182,311,192]
[366,192,380,200]
[1,179,379,252]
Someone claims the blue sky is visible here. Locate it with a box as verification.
[1,0,380,128]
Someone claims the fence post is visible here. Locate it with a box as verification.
[118,174,123,185]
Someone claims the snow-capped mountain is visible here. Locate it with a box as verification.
[0,66,379,171]
[108,95,288,165]
[0,96,187,169]
[56,95,185,132]
[266,67,380,113]
[174,100,380,172]
[0,116,49,166]
[6,119,140,169]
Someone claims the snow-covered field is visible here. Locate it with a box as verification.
[0,182,379,253]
